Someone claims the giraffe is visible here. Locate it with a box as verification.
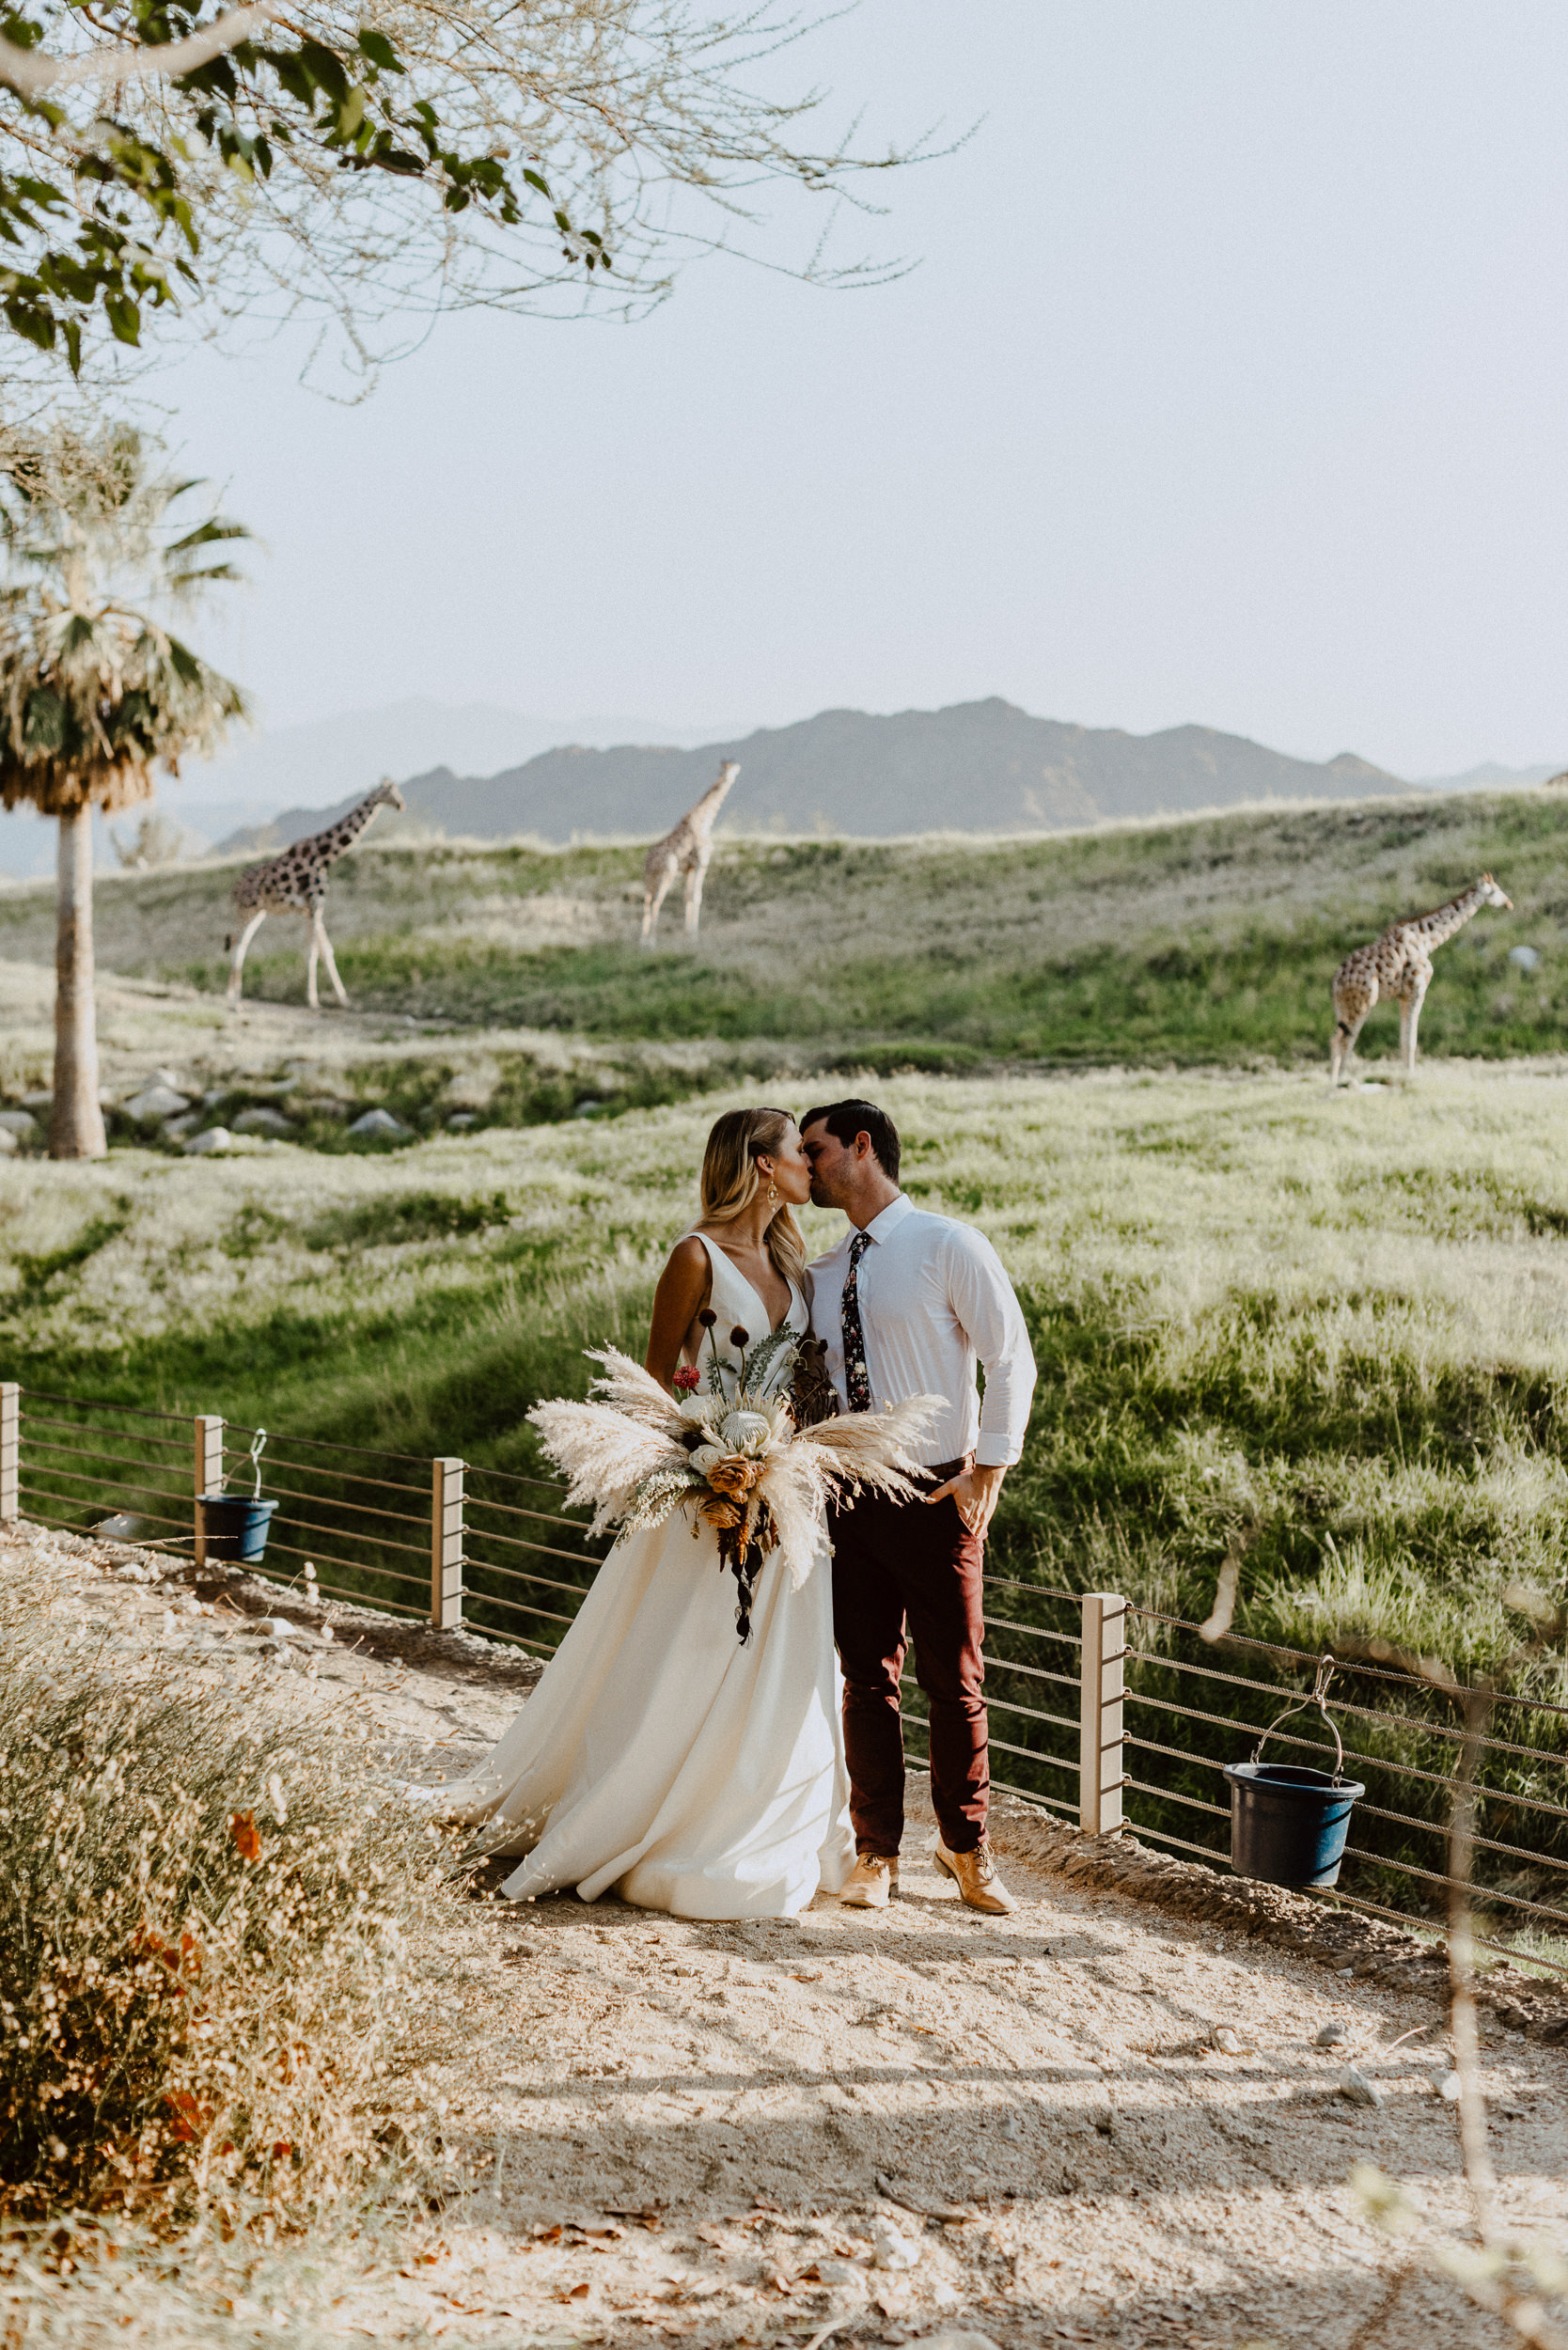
[226,778,405,1012]
[1329,872,1513,1084]
[640,760,740,944]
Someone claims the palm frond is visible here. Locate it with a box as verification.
[0,423,249,814]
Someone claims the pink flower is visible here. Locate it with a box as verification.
[672,1367,700,1394]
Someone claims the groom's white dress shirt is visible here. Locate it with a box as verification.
[809,1193,1036,1470]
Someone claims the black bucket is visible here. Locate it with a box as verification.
[196,1493,278,1563]
[1225,1654,1364,1888]
[1224,1759,1365,1888]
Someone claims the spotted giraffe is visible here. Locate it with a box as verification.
[1329,872,1513,1084]
[226,779,405,1011]
[640,760,740,944]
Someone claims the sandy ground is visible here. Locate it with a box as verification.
[12,1524,1567,2350]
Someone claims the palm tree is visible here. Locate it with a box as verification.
[0,427,249,1157]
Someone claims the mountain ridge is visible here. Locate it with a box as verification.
[212,697,1423,857]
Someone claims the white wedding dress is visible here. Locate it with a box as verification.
[434,1233,854,1918]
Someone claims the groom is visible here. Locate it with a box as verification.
[801,1099,1037,1917]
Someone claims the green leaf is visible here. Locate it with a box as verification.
[298,39,349,105]
[104,292,141,344]
[356,30,403,72]
[3,295,53,352]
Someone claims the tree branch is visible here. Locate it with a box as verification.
[0,3,281,99]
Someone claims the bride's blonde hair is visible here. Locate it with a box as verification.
[700,1107,808,1290]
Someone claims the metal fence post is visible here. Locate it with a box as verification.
[1079,1590,1127,1836]
[193,1415,224,1565]
[0,1383,18,1522]
[431,1456,463,1630]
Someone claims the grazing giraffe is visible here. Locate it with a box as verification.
[1329,872,1513,1084]
[640,760,740,944]
[226,778,405,1011]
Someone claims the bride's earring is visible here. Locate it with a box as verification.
[767,1180,778,1205]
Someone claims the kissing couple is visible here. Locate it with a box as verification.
[431,1099,1037,1919]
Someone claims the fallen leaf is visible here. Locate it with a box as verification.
[229,1810,261,1862]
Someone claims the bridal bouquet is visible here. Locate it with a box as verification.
[528,1315,935,1642]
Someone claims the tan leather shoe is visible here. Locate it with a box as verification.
[839,1853,899,1907]
[933,1837,1017,1916]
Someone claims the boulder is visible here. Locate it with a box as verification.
[125,1084,191,1121]
[348,1107,408,1138]
[233,1105,293,1136]
[183,1127,236,1156]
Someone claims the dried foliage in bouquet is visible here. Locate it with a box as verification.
[529,1318,937,1640]
[0,1548,448,2222]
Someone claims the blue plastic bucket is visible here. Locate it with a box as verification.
[1224,1760,1365,1888]
[196,1494,279,1564]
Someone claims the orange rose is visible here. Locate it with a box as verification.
[708,1456,763,1499]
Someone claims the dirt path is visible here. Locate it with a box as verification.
[15,1525,1567,2349]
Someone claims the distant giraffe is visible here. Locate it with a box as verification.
[640,760,740,944]
[1329,873,1513,1084]
[226,779,405,1011]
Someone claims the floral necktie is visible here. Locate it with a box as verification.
[841,1231,873,1412]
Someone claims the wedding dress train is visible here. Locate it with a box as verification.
[434,1233,854,1918]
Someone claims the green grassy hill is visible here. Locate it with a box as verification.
[6,1065,1568,1944]
[0,786,1560,1074]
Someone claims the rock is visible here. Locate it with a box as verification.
[1340,2067,1385,2107]
[872,2219,922,2272]
[808,2259,862,2286]
[348,1106,408,1137]
[1436,2071,1463,2101]
[572,1099,604,1118]
[0,1128,16,1154]
[1315,2023,1347,2047]
[0,1109,37,1138]
[125,1084,191,1120]
[183,1126,236,1155]
[447,1112,478,1129]
[232,1105,292,1136]
[1509,945,1542,971]
[20,1089,52,1111]
[1210,2026,1244,2054]
[153,1067,182,1089]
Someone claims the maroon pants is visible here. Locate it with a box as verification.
[829,1471,988,1857]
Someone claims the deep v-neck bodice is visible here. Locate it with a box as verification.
[684,1230,802,1355]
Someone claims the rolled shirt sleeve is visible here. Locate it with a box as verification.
[943,1227,1036,1467]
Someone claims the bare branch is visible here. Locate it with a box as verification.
[0,3,282,98]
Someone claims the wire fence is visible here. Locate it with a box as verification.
[9,1381,1566,1978]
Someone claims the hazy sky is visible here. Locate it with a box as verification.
[162,1,1568,779]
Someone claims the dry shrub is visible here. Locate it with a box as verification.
[0,1555,448,2219]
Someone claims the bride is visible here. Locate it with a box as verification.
[432,1106,856,1919]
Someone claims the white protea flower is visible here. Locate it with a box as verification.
[720,1410,773,1453]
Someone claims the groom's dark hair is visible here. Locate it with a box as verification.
[800,1098,901,1182]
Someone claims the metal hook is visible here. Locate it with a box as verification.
[248,1427,267,1501]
